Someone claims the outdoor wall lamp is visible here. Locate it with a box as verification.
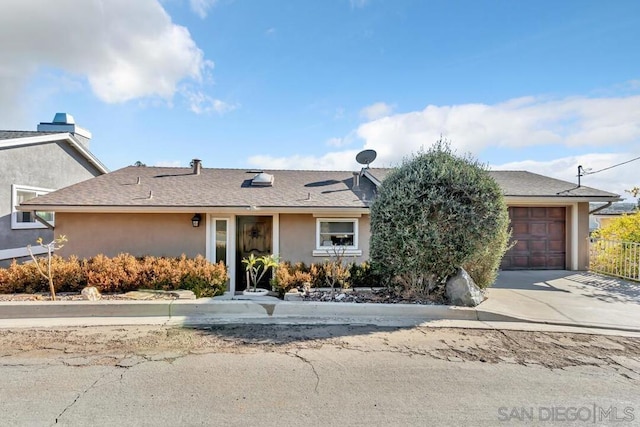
[191,213,201,228]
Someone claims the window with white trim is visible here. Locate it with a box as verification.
[213,218,229,264]
[314,218,361,256]
[11,185,54,229]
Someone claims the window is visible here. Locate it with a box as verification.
[314,218,361,256]
[214,219,228,264]
[11,185,54,229]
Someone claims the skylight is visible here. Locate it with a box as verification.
[251,172,274,187]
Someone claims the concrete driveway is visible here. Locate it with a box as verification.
[480,270,640,331]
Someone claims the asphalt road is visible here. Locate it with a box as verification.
[1,325,639,426]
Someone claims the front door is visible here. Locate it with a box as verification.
[236,216,273,291]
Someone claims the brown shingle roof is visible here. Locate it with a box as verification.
[366,168,619,199]
[22,165,620,211]
[21,166,374,209]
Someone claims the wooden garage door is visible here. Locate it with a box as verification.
[501,207,566,270]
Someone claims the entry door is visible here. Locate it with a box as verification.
[236,216,273,290]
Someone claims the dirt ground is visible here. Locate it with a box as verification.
[1,325,639,378]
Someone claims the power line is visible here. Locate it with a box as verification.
[583,155,640,175]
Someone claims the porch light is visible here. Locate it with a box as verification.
[191,213,201,228]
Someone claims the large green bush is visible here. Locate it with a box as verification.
[369,141,510,295]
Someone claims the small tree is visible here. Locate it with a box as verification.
[27,235,68,301]
[242,254,279,292]
[369,140,510,297]
[322,246,350,299]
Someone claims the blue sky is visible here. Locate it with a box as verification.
[1,0,639,199]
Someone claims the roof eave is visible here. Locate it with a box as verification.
[16,205,371,215]
[0,133,109,175]
[505,195,622,204]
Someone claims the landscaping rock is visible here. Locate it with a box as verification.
[81,286,101,301]
[445,268,485,307]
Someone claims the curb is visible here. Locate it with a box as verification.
[1,299,639,333]
[0,300,171,319]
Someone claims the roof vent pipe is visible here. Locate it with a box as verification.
[352,172,360,190]
[192,159,202,175]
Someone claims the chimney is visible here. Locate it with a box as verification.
[192,159,202,175]
[352,172,360,190]
[37,113,92,148]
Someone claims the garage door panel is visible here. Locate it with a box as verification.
[547,256,566,268]
[548,240,564,252]
[502,207,566,270]
[531,208,548,218]
[511,208,530,219]
[549,222,564,236]
[512,223,529,234]
[529,240,546,252]
[513,240,528,251]
[530,223,548,235]
[548,207,565,219]
[512,257,530,268]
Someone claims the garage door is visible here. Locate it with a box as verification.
[501,207,566,270]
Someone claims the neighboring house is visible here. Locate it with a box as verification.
[589,202,638,233]
[0,113,108,265]
[19,160,620,293]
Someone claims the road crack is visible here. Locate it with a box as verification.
[52,372,109,425]
[287,351,320,393]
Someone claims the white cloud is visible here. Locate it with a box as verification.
[350,0,369,9]
[248,150,362,171]
[265,28,277,36]
[190,0,217,18]
[245,94,640,198]
[360,102,394,120]
[326,137,345,147]
[0,0,215,124]
[325,132,357,148]
[182,87,238,114]
[154,160,183,167]
[354,95,640,166]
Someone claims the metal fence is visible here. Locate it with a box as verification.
[589,238,640,282]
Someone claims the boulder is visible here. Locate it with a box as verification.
[81,286,101,301]
[445,268,485,307]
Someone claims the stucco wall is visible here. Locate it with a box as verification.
[0,140,102,258]
[55,213,206,259]
[279,214,370,265]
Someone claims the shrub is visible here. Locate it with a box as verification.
[273,262,312,293]
[83,253,141,293]
[0,254,228,297]
[592,211,640,243]
[178,255,228,298]
[137,256,182,290]
[49,255,85,292]
[3,260,44,293]
[369,140,510,296]
[348,262,382,288]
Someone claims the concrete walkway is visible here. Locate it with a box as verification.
[0,271,639,335]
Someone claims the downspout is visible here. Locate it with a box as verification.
[589,202,613,215]
[33,212,55,230]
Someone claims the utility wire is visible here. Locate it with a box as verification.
[583,155,640,175]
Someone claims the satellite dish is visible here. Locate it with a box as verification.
[355,149,377,168]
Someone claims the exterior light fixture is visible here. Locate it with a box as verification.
[191,213,201,228]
